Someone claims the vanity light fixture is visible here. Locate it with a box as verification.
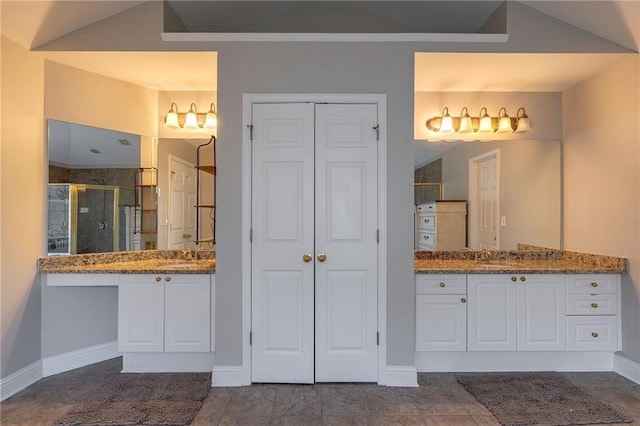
[164,102,218,130]
[426,106,531,134]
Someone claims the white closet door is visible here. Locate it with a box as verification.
[169,157,197,249]
[251,103,316,383]
[314,104,379,382]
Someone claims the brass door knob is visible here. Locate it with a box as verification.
[591,332,599,338]
[302,253,312,263]
[591,303,598,308]
[317,253,327,263]
[183,233,192,239]
[461,298,467,303]
[155,276,161,282]
[165,276,171,282]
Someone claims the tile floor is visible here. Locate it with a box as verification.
[1,357,640,425]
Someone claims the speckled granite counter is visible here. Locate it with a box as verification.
[414,249,626,274]
[39,250,216,274]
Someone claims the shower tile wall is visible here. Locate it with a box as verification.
[414,158,442,204]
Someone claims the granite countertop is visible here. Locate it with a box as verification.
[39,250,216,274]
[414,247,626,274]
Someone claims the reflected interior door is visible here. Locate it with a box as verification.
[478,155,499,250]
[169,157,197,249]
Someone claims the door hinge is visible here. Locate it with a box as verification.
[376,331,380,346]
[250,228,253,242]
[376,229,380,243]
[247,124,254,141]
[249,331,252,345]
[373,124,380,141]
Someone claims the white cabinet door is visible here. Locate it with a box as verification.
[468,275,517,351]
[517,275,566,351]
[118,274,164,352]
[164,274,211,352]
[118,274,211,353]
[416,295,467,351]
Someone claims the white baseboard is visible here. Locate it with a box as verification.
[385,365,418,387]
[42,341,120,377]
[212,366,246,387]
[416,351,615,372]
[614,352,640,385]
[0,360,42,402]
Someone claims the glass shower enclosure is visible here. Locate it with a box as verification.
[47,183,136,255]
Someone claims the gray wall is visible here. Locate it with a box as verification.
[215,42,416,366]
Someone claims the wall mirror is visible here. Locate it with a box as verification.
[47,120,143,255]
[414,139,562,251]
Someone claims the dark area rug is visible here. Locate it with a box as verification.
[455,372,631,426]
[53,372,210,425]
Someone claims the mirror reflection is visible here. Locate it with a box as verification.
[414,139,561,251]
[47,120,141,255]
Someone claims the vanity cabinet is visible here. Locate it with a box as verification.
[416,275,467,351]
[467,274,566,351]
[415,201,467,251]
[118,274,211,353]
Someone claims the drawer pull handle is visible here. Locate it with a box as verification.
[440,282,446,288]
[591,332,599,338]
[155,276,161,282]
[165,276,171,282]
[591,303,598,308]
[511,277,517,282]
[461,297,467,303]
[591,282,598,287]
[520,276,526,282]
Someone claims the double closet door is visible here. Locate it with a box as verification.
[251,102,379,383]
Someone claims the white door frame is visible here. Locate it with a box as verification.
[241,93,388,385]
[468,149,500,250]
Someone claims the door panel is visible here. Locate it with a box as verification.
[478,155,498,250]
[169,158,197,249]
[251,103,315,383]
[315,104,378,382]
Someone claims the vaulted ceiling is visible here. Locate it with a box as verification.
[1,1,638,93]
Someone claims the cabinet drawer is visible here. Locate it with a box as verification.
[417,214,436,230]
[567,294,617,315]
[416,274,466,294]
[416,202,436,213]
[567,316,617,351]
[417,231,436,249]
[567,275,617,294]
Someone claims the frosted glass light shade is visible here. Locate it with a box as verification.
[515,108,531,133]
[203,103,217,129]
[477,108,494,133]
[438,107,455,133]
[164,103,180,128]
[183,103,200,129]
[458,107,473,133]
